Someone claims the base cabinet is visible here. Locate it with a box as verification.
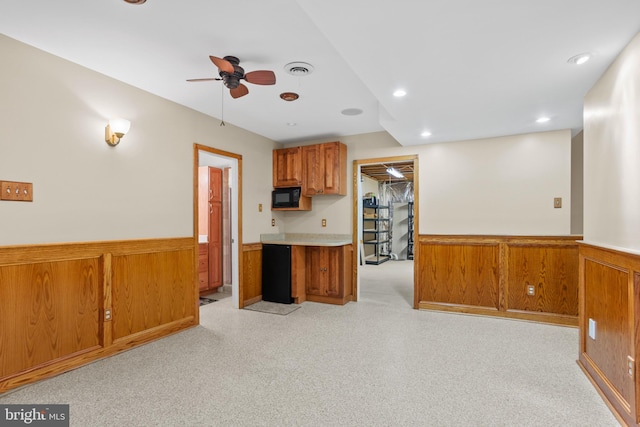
[304,245,352,305]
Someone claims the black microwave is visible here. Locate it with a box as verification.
[272,187,302,208]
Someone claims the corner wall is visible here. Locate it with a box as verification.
[583,31,640,252]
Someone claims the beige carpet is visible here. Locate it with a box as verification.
[0,260,620,426]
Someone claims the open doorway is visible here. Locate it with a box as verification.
[352,155,419,309]
[194,144,243,314]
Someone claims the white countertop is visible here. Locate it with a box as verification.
[260,233,351,247]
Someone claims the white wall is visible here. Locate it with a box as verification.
[0,35,278,245]
[571,131,584,235]
[282,129,572,236]
[583,31,640,253]
[361,175,379,198]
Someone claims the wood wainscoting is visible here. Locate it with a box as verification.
[242,243,262,307]
[0,237,196,393]
[578,243,640,427]
[416,235,581,326]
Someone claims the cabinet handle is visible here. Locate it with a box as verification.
[209,189,213,200]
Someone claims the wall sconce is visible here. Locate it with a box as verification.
[105,118,131,146]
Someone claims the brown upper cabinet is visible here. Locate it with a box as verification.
[273,146,303,188]
[273,142,347,196]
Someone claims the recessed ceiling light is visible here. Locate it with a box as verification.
[393,89,407,97]
[341,108,363,116]
[286,122,297,127]
[567,53,592,65]
[421,131,432,138]
[536,117,551,123]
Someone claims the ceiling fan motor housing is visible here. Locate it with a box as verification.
[219,56,245,89]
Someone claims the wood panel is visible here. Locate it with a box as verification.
[0,257,101,379]
[291,245,306,304]
[417,235,581,326]
[0,237,196,393]
[577,243,640,426]
[242,243,262,306]
[584,259,632,404]
[419,242,499,308]
[508,244,579,316]
[111,249,194,341]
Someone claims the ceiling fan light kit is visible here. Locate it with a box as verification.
[280,92,299,101]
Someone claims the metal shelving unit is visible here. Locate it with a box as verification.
[363,204,390,265]
[407,201,414,260]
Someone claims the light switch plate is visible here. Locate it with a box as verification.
[0,181,33,202]
[554,197,562,208]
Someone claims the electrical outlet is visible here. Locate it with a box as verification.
[588,318,596,340]
[271,218,275,227]
[526,284,535,296]
[628,356,635,378]
[322,218,327,227]
[258,203,262,212]
[105,309,112,321]
[554,197,562,208]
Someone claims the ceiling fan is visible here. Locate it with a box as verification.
[187,55,276,99]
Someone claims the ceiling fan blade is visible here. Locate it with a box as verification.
[230,84,249,99]
[186,78,221,82]
[244,70,276,85]
[210,55,234,74]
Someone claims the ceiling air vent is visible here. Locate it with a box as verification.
[284,62,314,76]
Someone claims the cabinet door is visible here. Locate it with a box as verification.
[273,147,303,188]
[209,167,223,202]
[321,142,345,195]
[198,244,209,291]
[208,203,222,289]
[305,246,324,296]
[325,247,343,297]
[301,145,322,196]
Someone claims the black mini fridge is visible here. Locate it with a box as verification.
[261,244,293,304]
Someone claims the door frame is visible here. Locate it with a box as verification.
[352,154,419,308]
[193,144,244,318]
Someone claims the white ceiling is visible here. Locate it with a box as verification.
[2,0,639,146]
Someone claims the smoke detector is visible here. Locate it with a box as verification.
[284,62,314,76]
